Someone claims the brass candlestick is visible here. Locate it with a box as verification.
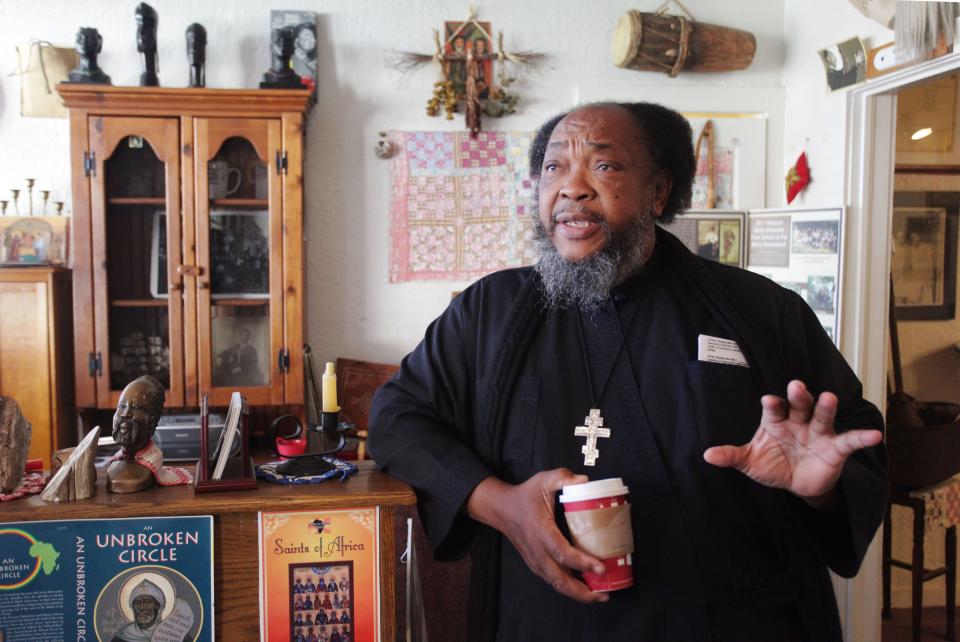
[10,190,19,215]
[25,179,35,216]
[40,190,50,216]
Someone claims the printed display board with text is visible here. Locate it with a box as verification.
[746,208,843,344]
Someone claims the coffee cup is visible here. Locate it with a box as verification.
[208,160,242,199]
[559,477,634,592]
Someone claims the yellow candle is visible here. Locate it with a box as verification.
[322,361,339,412]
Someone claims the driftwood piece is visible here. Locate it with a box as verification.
[41,426,100,502]
[0,397,31,493]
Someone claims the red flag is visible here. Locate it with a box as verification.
[786,151,811,204]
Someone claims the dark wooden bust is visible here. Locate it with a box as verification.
[67,27,111,85]
[260,27,302,89]
[106,375,165,493]
[186,23,207,88]
[136,2,160,87]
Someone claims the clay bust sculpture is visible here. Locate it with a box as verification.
[107,375,165,493]
[185,23,207,88]
[67,27,111,84]
[260,26,302,88]
[135,2,160,86]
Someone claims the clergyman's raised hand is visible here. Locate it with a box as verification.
[702,380,882,508]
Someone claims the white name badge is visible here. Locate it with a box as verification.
[697,334,749,368]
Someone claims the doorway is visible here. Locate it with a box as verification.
[845,51,960,642]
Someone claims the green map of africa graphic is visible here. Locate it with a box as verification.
[27,541,59,574]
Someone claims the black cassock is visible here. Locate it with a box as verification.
[369,228,887,642]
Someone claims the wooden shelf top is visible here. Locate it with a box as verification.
[0,461,415,523]
[57,84,312,117]
[212,297,270,306]
[111,298,168,307]
[109,197,166,205]
[211,199,268,209]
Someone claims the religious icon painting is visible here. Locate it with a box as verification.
[443,19,493,99]
[260,508,379,642]
[0,215,69,266]
[289,562,355,641]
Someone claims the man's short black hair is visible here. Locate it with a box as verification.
[527,102,695,223]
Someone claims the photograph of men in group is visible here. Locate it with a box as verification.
[369,102,887,642]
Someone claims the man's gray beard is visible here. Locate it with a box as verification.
[533,205,656,310]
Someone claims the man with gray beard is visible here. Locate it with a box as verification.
[369,103,887,642]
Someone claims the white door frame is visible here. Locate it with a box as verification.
[841,50,960,642]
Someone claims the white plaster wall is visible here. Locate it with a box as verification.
[782,0,960,611]
[781,0,893,208]
[0,0,786,369]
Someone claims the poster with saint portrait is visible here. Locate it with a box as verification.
[259,508,379,642]
[443,19,493,99]
[746,208,844,343]
[0,515,213,641]
[271,10,318,94]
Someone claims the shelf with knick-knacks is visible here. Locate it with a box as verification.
[0,178,70,267]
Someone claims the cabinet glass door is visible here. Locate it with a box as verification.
[195,119,284,405]
[89,117,184,408]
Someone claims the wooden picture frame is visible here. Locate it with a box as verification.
[892,189,960,320]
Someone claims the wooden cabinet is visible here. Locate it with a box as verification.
[0,267,74,465]
[59,86,311,410]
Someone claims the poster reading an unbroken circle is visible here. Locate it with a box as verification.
[0,516,214,641]
[259,508,380,642]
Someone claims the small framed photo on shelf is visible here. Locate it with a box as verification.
[211,309,270,388]
[0,215,69,266]
[891,189,959,320]
[210,210,270,298]
[149,211,168,298]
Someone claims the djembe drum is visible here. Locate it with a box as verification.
[611,10,756,77]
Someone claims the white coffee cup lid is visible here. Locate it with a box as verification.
[559,477,628,503]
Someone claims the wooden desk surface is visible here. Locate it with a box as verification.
[0,460,416,522]
[0,460,416,641]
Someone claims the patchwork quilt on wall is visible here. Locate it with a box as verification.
[389,130,538,282]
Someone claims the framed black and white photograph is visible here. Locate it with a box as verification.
[892,189,959,320]
[818,37,866,92]
[149,211,168,298]
[271,10,317,93]
[211,309,270,388]
[210,210,270,299]
[791,219,840,254]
